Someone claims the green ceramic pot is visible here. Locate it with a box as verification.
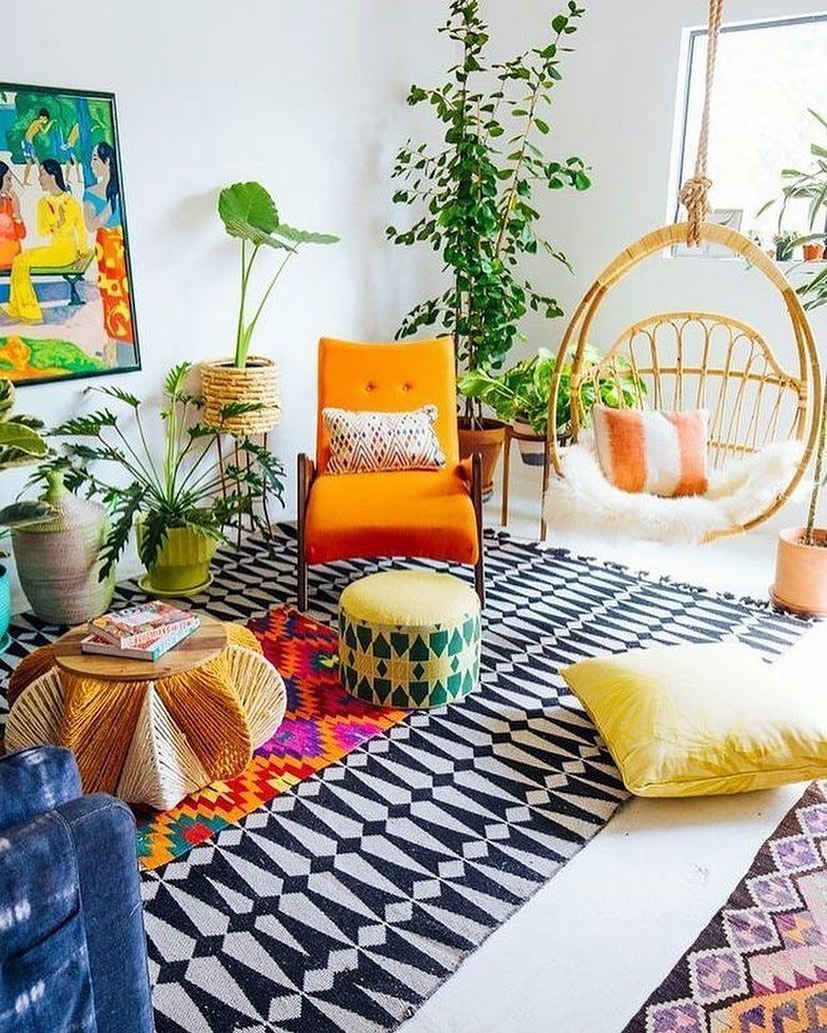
[136,519,218,597]
[12,470,115,624]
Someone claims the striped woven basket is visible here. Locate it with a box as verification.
[200,356,281,435]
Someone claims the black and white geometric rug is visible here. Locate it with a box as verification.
[0,528,813,1033]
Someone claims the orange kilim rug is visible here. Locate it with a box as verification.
[137,607,406,870]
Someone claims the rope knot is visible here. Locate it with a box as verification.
[679,175,712,247]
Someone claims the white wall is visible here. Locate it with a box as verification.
[1,0,452,600]
[3,0,825,607]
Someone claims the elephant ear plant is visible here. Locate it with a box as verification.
[218,181,339,369]
[0,379,52,546]
[49,363,284,585]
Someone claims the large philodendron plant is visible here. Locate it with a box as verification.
[387,0,591,424]
[219,182,339,368]
[49,363,285,579]
[0,379,52,546]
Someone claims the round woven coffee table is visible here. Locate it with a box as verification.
[5,615,286,810]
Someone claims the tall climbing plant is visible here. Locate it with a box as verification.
[387,0,591,424]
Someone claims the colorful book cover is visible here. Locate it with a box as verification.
[88,601,193,647]
[80,620,199,661]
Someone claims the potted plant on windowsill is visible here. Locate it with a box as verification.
[773,231,798,262]
[387,0,591,500]
[772,377,827,615]
[50,363,284,596]
[458,347,641,466]
[201,182,338,437]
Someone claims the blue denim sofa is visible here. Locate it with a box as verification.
[0,746,154,1033]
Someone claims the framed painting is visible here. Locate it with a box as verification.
[0,83,140,386]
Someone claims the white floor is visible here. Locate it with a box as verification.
[401,465,825,1033]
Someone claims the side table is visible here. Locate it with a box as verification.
[5,615,286,811]
[500,423,550,539]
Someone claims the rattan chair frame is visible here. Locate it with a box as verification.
[544,221,822,541]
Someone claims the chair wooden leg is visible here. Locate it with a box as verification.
[500,428,511,528]
[472,451,485,608]
[297,453,309,611]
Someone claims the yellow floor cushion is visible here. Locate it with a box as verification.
[562,641,827,797]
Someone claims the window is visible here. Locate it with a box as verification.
[673,13,827,255]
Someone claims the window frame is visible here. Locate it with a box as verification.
[670,11,827,230]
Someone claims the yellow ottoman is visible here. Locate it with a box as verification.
[338,570,481,709]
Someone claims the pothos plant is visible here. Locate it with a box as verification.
[387,0,591,424]
[47,363,284,579]
[458,347,641,439]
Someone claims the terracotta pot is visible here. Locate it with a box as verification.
[512,419,546,467]
[457,417,506,502]
[771,527,827,616]
[200,356,281,436]
[804,243,825,262]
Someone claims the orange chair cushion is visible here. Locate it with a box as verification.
[316,337,460,473]
[304,465,479,565]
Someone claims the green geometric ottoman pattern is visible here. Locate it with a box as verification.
[338,570,482,709]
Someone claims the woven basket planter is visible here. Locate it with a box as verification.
[11,470,115,625]
[200,356,281,436]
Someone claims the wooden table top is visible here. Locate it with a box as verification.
[54,613,228,682]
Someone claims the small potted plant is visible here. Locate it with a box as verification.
[201,181,338,436]
[772,379,827,615]
[773,230,798,262]
[802,237,826,262]
[51,364,284,595]
[458,347,641,465]
[0,379,52,648]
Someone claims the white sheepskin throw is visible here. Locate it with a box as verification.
[544,436,805,544]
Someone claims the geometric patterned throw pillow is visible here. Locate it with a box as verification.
[322,404,446,475]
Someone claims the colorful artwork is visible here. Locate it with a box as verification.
[0,83,140,385]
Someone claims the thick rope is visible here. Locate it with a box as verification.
[679,0,725,246]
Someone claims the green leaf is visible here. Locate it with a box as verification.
[218,182,278,240]
[0,500,54,529]
[164,362,192,399]
[0,379,15,423]
[272,223,339,246]
[0,422,49,459]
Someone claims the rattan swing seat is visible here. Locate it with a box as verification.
[543,222,822,543]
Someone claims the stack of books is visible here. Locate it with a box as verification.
[81,602,200,661]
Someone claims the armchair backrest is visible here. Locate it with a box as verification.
[315,337,460,472]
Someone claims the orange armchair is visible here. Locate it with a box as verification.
[297,337,484,609]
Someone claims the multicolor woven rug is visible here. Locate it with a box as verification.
[0,527,814,1033]
[623,781,827,1033]
[137,608,406,869]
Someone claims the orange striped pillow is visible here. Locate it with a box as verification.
[592,406,709,497]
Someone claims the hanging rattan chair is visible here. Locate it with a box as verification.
[542,2,822,543]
